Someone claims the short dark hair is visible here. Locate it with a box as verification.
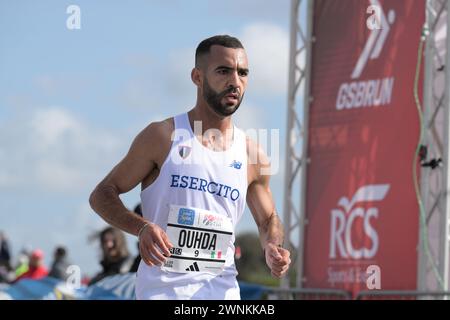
[55,246,67,258]
[195,35,244,67]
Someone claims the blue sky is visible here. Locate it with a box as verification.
[0,0,296,276]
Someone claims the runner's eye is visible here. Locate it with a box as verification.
[238,70,248,77]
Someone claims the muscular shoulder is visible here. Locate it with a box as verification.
[131,117,174,166]
[138,117,174,144]
[246,136,271,186]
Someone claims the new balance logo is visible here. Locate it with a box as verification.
[229,160,242,169]
[185,262,200,271]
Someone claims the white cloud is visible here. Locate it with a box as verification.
[0,107,127,193]
[240,22,289,95]
[31,108,82,150]
[164,22,289,104]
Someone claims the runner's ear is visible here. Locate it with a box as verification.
[191,68,202,87]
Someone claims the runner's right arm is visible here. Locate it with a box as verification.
[89,120,173,266]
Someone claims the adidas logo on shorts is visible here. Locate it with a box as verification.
[185,262,200,271]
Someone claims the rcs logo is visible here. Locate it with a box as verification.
[329,184,390,259]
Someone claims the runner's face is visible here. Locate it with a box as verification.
[201,46,249,117]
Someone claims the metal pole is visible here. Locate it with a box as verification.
[418,0,434,291]
[297,0,314,289]
[438,0,450,291]
[281,0,314,290]
[281,0,299,289]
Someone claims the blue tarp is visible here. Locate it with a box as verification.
[238,281,266,300]
[0,274,134,300]
[0,277,84,300]
[84,273,136,300]
[0,274,266,300]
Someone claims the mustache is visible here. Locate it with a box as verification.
[219,86,241,98]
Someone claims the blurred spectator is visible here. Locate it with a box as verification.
[0,268,9,283]
[89,227,132,285]
[14,247,30,278]
[14,249,48,282]
[49,246,71,280]
[0,231,11,271]
[129,203,142,273]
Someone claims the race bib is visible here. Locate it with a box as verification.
[161,204,233,274]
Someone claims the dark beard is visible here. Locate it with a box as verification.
[203,78,244,117]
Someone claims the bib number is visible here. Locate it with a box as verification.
[161,205,233,274]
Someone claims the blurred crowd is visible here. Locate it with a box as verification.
[0,204,143,286]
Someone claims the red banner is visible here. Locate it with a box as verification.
[304,0,424,295]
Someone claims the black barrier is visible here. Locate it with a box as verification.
[263,287,450,300]
[356,290,450,300]
[263,287,352,300]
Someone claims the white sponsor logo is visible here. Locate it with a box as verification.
[327,264,382,288]
[336,77,394,110]
[336,0,396,110]
[329,184,390,259]
[201,213,224,228]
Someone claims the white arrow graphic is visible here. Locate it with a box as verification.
[351,0,394,79]
[337,184,390,213]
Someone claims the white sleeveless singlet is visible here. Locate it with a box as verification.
[135,112,248,300]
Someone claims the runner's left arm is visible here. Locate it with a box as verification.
[246,141,291,278]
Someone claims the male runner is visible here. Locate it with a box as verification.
[89,35,291,299]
